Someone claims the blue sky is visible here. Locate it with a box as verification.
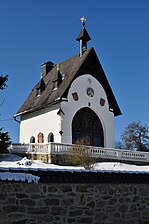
[0,0,149,143]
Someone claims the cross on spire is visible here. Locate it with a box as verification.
[80,16,86,27]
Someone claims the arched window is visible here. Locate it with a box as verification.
[72,107,104,147]
[48,132,54,142]
[37,132,44,143]
[30,136,35,143]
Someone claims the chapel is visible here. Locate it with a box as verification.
[14,17,121,148]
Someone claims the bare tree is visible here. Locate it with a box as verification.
[68,139,94,170]
[121,121,149,151]
[0,75,8,90]
[0,75,8,107]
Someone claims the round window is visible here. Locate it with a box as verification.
[86,87,94,97]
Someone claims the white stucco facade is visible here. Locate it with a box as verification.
[61,74,114,147]
[20,74,115,148]
[20,104,62,144]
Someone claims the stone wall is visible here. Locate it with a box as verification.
[0,182,149,224]
[26,153,149,166]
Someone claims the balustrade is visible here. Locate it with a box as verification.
[28,143,49,154]
[12,142,149,163]
[10,143,29,154]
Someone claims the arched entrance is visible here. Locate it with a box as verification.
[72,107,104,147]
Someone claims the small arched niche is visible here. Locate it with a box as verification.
[30,136,35,143]
[37,132,44,143]
[48,132,54,143]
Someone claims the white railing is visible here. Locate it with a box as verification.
[121,151,147,160]
[12,142,149,163]
[27,143,50,154]
[51,142,74,154]
[10,143,29,154]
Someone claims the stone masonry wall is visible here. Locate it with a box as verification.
[0,182,149,224]
[27,153,149,166]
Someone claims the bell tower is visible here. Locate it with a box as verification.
[76,16,91,56]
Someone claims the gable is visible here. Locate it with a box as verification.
[73,48,122,116]
[14,48,121,117]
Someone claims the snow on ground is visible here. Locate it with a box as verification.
[94,162,149,173]
[1,154,149,183]
[0,154,149,174]
[0,154,84,170]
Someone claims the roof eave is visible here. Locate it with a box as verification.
[14,97,69,118]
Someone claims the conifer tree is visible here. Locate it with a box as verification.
[0,128,11,153]
[0,75,11,153]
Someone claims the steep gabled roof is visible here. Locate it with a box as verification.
[15,48,121,117]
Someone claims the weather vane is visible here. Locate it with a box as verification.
[80,16,86,27]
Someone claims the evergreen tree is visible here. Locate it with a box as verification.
[0,74,11,153]
[0,128,11,153]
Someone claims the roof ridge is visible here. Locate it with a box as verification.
[56,47,93,67]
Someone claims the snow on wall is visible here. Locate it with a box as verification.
[0,172,40,183]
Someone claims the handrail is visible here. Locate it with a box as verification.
[12,142,149,163]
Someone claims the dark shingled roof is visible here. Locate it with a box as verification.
[76,27,91,42]
[15,47,122,117]
[36,78,46,92]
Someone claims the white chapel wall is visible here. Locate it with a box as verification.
[19,74,115,147]
[20,104,61,144]
[61,74,115,148]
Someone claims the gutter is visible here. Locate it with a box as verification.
[13,116,20,123]
[14,98,68,118]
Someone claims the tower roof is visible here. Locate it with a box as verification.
[76,16,91,41]
[76,27,91,42]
